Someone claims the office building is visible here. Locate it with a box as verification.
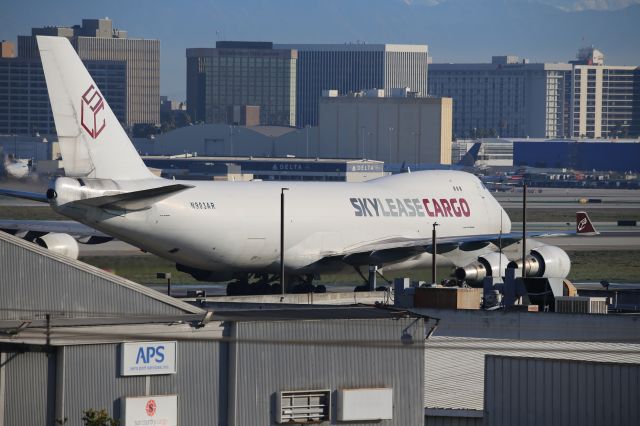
[186,42,297,126]
[0,18,159,135]
[429,56,572,139]
[318,91,452,164]
[274,43,429,127]
[569,48,639,138]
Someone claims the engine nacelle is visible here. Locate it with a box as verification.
[455,252,509,286]
[34,233,80,259]
[507,245,571,279]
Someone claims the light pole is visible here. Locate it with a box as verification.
[229,125,234,156]
[431,223,439,285]
[157,272,172,296]
[360,126,365,159]
[522,181,527,279]
[280,187,289,294]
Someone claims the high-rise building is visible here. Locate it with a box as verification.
[0,18,159,136]
[274,43,429,127]
[569,49,639,138]
[186,42,297,127]
[428,56,572,139]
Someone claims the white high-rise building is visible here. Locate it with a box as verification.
[570,63,638,138]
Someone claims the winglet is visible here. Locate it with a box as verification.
[576,211,599,235]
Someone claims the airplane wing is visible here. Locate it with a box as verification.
[0,219,112,244]
[332,211,598,268]
[0,188,49,203]
[335,231,564,266]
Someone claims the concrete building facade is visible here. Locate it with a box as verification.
[0,18,159,135]
[570,64,640,138]
[318,93,452,164]
[428,57,572,139]
[187,42,297,126]
[275,43,429,127]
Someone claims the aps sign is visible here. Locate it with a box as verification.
[120,341,177,376]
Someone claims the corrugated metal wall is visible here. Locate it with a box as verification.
[1,351,55,426]
[233,318,425,425]
[424,337,640,411]
[2,317,424,425]
[0,232,200,321]
[59,341,225,426]
[425,415,482,426]
[485,356,640,426]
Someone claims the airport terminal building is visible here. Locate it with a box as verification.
[142,155,386,182]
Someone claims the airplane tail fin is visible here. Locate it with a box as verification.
[576,211,599,235]
[457,142,481,167]
[37,36,154,180]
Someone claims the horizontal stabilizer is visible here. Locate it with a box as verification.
[0,188,48,203]
[69,184,193,211]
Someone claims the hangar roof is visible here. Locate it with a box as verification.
[0,231,204,321]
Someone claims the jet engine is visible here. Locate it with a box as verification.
[455,252,509,286]
[507,245,571,279]
[34,233,80,259]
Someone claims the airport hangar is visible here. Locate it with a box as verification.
[453,137,640,173]
[2,231,640,425]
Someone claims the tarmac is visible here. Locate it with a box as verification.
[494,187,640,209]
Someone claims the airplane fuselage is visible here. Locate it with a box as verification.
[52,170,511,277]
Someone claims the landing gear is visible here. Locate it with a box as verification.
[353,266,391,292]
[225,273,326,296]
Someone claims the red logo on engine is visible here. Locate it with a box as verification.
[80,85,105,139]
[145,399,157,416]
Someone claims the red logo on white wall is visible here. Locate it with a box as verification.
[80,85,106,139]
[145,399,157,416]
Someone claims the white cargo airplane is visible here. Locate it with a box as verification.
[0,36,588,289]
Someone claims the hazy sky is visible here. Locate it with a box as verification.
[2,0,639,100]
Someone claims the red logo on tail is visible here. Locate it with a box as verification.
[576,211,598,235]
[80,85,105,139]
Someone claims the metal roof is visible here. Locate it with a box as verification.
[0,231,203,320]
